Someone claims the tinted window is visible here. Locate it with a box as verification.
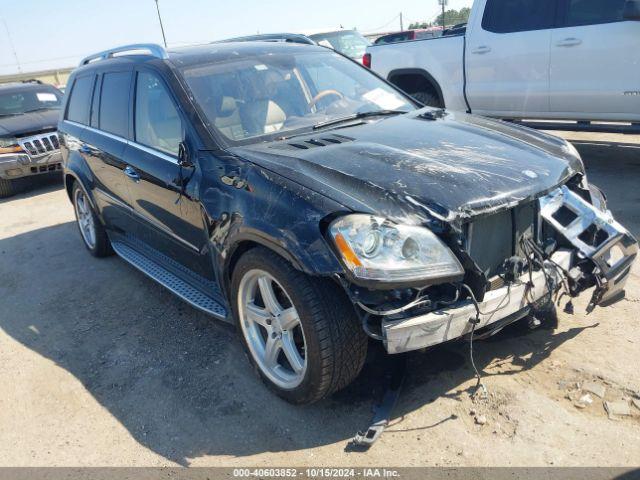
[565,0,626,26]
[99,71,131,138]
[135,72,183,156]
[66,75,94,124]
[482,0,556,33]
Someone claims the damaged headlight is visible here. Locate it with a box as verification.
[328,214,464,283]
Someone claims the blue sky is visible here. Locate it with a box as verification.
[0,0,472,75]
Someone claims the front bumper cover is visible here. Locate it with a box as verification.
[0,151,62,179]
[382,251,570,354]
[381,185,638,354]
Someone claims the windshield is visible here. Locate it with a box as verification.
[181,50,414,145]
[308,31,370,59]
[0,87,63,116]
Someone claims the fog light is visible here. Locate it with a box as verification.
[5,168,23,177]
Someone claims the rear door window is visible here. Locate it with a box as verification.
[482,0,557,33]
[134,71,183,156]
[563,0,627,26]
[66,75,95,125]
[99,71,132,138]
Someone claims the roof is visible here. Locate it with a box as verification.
[166,41,329,69]
[0,81,58,92]
[71,41,331,76]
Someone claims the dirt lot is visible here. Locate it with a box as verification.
[0,132,639,467]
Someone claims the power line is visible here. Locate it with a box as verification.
[1,18,21,73]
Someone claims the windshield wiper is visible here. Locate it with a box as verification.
[312,110,407,131]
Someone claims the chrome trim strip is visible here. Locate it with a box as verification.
[127,141,178,164]
[64,121,178,164]
[95,187,201,253]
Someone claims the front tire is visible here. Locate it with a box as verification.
[72,182,113,257]
[231,247,367,404]
[0,178,15,198]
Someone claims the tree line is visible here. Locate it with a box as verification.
[408,7,471,29]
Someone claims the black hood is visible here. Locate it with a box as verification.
[0,109,60,137]
[230,110,584,225]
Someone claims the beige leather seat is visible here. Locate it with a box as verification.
[239,70,287,136]
[213,96,244,140]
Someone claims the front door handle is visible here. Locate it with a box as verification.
[123,165,140,182]
[556,37,582,47]
[471,45,491,54]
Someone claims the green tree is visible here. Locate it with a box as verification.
[434,7,471,27]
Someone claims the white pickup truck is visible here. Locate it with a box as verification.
[365,0,640,125]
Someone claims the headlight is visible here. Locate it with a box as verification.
[0,137,23,154]
[328,214,464,283]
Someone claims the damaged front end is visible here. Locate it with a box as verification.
[338,180,638,355]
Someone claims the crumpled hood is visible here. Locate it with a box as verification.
[0,109,60,137]
[231,110,583,224]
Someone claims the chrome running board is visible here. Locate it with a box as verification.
[111,241,228,320]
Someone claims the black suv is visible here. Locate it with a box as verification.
[0,80,64,197]
[59,43,637,404]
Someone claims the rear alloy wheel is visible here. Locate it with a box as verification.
[0,178,15,198]
[72,182,113,257]
[232,247,368,404]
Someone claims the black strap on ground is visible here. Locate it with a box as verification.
[348,355,407,450]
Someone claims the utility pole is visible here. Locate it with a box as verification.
[1,17,22,73]
[400,12,404,31]
[154,0,168,48]
[438,0,448,29]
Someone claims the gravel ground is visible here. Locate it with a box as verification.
[0,132,639,467]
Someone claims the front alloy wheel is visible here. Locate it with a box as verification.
[231,247,368,404]
[238,270,307,389]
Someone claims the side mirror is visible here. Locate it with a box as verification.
[177,141,194,168]
[624,0,640,20]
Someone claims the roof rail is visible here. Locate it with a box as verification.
[79,43,168,66]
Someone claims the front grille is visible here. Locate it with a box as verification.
[19,132,59,157]
[465,201,539,278]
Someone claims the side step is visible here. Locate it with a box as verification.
[111,241,228,320]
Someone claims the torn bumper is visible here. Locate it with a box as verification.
[540,186,638,308]
[382,251,570,354]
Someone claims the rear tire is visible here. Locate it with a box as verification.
[231,247,368,404]
[0,178,15,198]
[72,182,113,257]
[412,91,442,108]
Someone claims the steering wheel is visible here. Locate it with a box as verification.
[309,89,345,109]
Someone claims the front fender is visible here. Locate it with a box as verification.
[199,155,348,292]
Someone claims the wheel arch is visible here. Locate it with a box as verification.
[387,68,445,107]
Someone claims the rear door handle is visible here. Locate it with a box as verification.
[471,45,491,54]
[556,37,582,47]
[123,165,140,182]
